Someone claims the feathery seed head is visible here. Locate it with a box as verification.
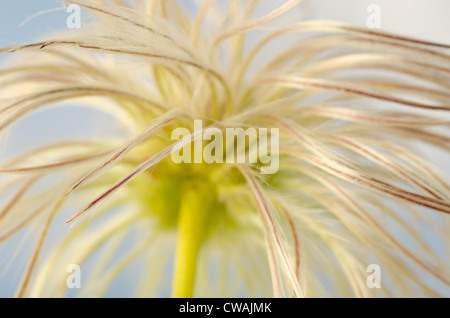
[0,0,449,297]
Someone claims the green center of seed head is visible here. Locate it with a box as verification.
[138,141,247,297]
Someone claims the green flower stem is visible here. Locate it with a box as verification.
[172,182,212,298]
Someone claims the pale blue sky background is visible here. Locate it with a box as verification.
[0,0,70,47]
[0,0,449,297]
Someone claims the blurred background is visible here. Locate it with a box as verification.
[2,0,450,47]
[0,0,449,297]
